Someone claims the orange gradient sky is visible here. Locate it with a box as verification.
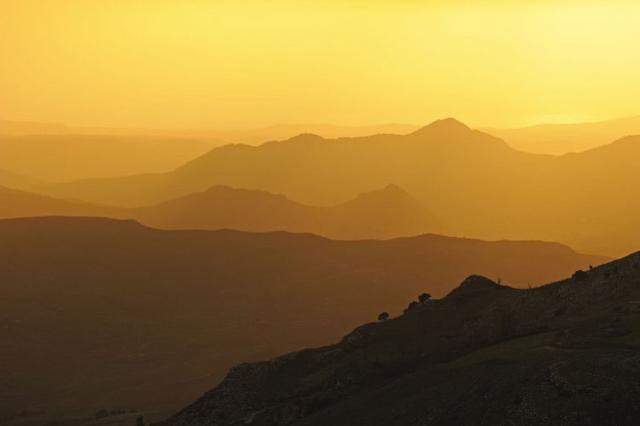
[2,0,640,129]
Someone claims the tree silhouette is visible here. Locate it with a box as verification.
[418,293,431,304]
[378,312,389,321]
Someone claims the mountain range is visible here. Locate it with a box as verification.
[0,217,604,425]
[484,115,640,154]
[36,118,640,256]
[8,115,640,156]
[0,119,417,144]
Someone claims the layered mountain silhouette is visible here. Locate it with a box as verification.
[0,134,214,181]
[167,252,640,426]
[39,118,519,207]
[0,185,116,218]
[0,184,439,240]
[39,118,640,256]
[0,217,604,424]
[199,123,421,144]
[0,119,418,144]
[485,115,640,154]
[132,184,442,239]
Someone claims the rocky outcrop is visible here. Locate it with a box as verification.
[167,252,640,426]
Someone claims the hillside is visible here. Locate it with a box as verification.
[0,217,604,425]
[39,119,640,256]
[167,252,640,426]
[485,115,640,155]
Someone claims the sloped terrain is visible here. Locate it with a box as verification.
[167,254,640,426]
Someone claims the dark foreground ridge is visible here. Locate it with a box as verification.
[167,253,640,426]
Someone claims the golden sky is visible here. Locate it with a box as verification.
[2,0,640,129]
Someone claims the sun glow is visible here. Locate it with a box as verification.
[2,1,640,128]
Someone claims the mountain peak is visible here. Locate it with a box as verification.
[411,118,472,136]
[347,184,417,205]
[445,275,505,299]
[377,183,406,194]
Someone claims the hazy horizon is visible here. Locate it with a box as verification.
[3,113,640,133]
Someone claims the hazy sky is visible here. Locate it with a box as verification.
[2,1,640,129]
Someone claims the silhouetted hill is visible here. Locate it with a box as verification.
[322,185,441,239]
[0,134,214,181]
[484,115,640,154]
[40,118,521,207]
[39,119,640,256]
[0,217,604,425]
[410,117,473,138]
[168,252,640,426]
[133,184,441,239]
[0,184,439,239]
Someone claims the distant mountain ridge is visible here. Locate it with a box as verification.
[38,118,640,256]
[0,183,441,240]
[485,115,640,155]
[0,119,418,145]
[0,134,215,181]
[0,185,113,218]
[41,118,521,207]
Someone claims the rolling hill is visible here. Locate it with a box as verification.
[39,119,640,256]
[0,217,604,425]
[167,252,640,426]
